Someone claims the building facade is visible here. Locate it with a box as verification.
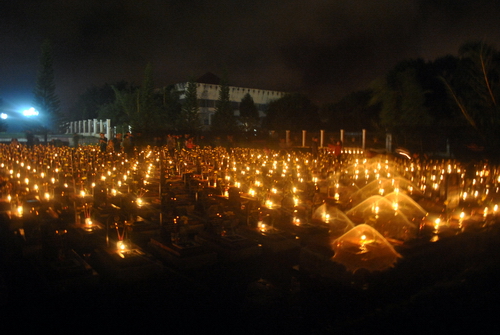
[174,73,287,128]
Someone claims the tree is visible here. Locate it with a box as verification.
[178,78,201,133]
[69,83,118,121]
[131,62,159,136]
[424,56,461,125]
[321,90,379,131]
[369,59,439,152]
[238,93,260,131]
[263,93,321,131]
[32,39,62,133]
[160,85,182,132]
[440,41,500,154]
[97,82,138,131]
[211,78,237,133]
[370,59,433,132]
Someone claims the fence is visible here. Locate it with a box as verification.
[273,129,390,152]
[65,119,396,154]
[64,118,112,141]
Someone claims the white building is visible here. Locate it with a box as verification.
[174,72,287,127]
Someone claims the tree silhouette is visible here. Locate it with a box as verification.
[440,41,500,154]
[263,93,320,131]
[370,59,433,132]
[178,78,201,133]
[239,93,260,131]
[132,62,159,135]
[32,39,62,133]
[322,90,380,132]
[211,78,237,133]
[161,85,182,132]
[97,83,138,132]
[70,83,118,120]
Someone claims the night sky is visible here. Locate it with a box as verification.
[1,0,500,115]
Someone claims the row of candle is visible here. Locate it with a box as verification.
[2,142,500,229]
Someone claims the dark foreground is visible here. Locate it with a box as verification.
[2,219,500,335]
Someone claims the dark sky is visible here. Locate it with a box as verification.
[1,0,500,114]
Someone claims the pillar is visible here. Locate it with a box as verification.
[302,130,307,147]
[386,133,392,153]
[320,130,325,148]
[362,129,366,150]
[106,119,112,140]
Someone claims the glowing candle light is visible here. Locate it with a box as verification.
[458,212,465,229]
[117,240,127,250]
[434,218,441,231]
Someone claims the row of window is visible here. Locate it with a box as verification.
[183,83,285,96]
[198,99,267,111]
[176,83,286,100]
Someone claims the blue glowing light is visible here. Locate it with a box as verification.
[22,107,39,117]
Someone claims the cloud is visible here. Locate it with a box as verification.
[2,0,500,110]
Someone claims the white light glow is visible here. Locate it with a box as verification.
[22,107,39,117]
